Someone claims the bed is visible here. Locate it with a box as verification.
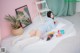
[1,17,76,53]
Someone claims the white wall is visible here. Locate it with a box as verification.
[76,0,80,12]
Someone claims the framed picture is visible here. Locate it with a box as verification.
[15,5,32,28]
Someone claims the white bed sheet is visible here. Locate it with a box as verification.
[1,17,76,53]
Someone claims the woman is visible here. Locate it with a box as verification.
[30,11,55,39]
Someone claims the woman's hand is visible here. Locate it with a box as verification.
[54,21,58,24]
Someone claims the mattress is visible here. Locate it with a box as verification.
[1,17,76,53]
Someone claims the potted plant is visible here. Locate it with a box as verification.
[5,15,24,36]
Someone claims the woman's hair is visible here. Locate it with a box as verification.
[47,11,53,18]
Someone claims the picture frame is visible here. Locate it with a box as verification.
[15,5,32,28]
